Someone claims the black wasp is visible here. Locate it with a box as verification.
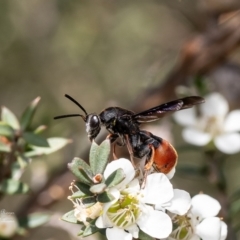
[54,94,204,174]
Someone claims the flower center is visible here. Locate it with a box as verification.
[171,214,193,240]
[107,193,141,228]
[203,116,223,137]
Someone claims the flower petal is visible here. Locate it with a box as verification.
[141,173,173,205]
[125,178,140,193]
[137,208,172,239]
[214,133,240,154]
[200,93,228,117]
[191,194,221,219]
[173,108,197,126]
[165,189,191,215]
[189,235,201,240]
[166,166,175,180]
[106,227,132,240]
[195,217,222,240]
[104,158,135,189]
[220,221,228,240]
[183,127,211,146]
[224,110,240,132]
[125,224,139,238]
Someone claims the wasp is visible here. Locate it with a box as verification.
[54,94,204,175]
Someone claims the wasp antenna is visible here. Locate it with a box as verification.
[65,94,88,116]
[54,114,86,121]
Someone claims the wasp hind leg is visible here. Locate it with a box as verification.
[107,133,124,160]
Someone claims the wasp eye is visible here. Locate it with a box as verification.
[90,115,100,128]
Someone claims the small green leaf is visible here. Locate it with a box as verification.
[0,141,11,152]
[19,212,50,229]
[61,210,79,224]
[89,140,99,174]
[23,132,49,147]
[74,182,93,196]
[90,183,107,194]
[11,161,24,179]
[34,125,47,134]
[97,192,114,203]
[81,196,97,207]
[68,158,93,185]
[83,223,99,237]
[0,122,14,137]
[139,229,154,240]
[71,190,86,199]
[0,179,29,194]
[20,97,41,130]
[91,139,110,175]
[79,168,95,185]
[105,168,125,188]
[1,106,20,129]
[25,137,71,157]
[77,228,84,236]
[17,155,29,169]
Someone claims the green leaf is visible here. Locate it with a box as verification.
[74,182,93,196]
[19,212,50,229]
[71,190,86,199]
[34,125,47,134]
[68,158,93,185]
[20,96,41,130]
[97,191,114,203]
[17,155,29,169]
[81,196,97,207]
[0,179,29,194]
[139,230,154,240]
[90,183,107,194]
[23,132,49,147]
[25,137,71,157]
[61,210,79,224]
[90,139,110,175]
[11,161,24,179]
[105,168,125,188]
[0,122,14,137]
[89,140,99,174]
[0,141,11,152]
[1,106,20,129]
[83,223,99,237]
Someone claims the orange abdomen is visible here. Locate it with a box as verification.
[153,139,178,174]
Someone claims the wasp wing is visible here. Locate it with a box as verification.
[133,96,204,123]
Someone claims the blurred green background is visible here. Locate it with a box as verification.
[0,0,240,239]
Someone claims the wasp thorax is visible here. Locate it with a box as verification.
[86,114,101,140]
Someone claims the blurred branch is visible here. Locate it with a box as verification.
[134,10,240,112]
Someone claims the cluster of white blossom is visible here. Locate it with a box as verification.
[70,158,227,240]
[174,92,240,154]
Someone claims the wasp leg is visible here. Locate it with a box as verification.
[144,145,155,171]
[107,134,119,160]
[124,134,136,167]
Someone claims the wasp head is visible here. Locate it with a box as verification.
[54,94,101,141]
[86,114,101,141]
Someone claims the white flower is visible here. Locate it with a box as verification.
[168,193,227,240]
[68,182,103,226]
[0,212,18,238]
[96,158,174,240]
[174,93,240,154]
